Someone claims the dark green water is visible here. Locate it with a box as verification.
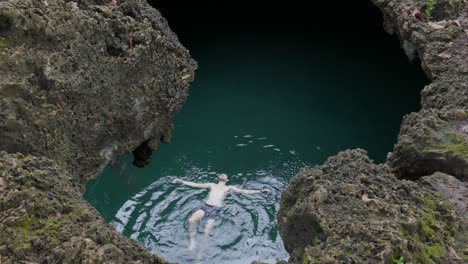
[84,4,429,263]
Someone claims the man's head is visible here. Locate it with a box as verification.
[218,173,229,183]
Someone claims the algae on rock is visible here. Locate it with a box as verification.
[388,109,468,181]
[0,37,8,64]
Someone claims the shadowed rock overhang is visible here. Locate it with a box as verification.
[0,0,196,263]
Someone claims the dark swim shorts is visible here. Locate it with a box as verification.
[200,203,222,220]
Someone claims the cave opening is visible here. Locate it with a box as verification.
[84,1,430,263]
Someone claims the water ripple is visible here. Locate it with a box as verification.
[107,134,309,263]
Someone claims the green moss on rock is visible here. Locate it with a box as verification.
[426,244,445,258]
[424,132,468,159]
[399,193,461,263]
[0,37,8,47]
[0,37,8,64]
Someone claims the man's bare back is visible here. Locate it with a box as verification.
[172,173,270,250]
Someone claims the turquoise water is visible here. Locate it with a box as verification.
[84,26,428,264]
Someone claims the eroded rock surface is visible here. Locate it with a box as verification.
[0,0,196,263]
[278,1,468,258]
[278,149,466,264]
[419,172,468,220]
[370,0,468,180]
[0,0,196,183]
[388,109,468,180]
[0,152,168,264]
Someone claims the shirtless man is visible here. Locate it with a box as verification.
[173,173,270,250]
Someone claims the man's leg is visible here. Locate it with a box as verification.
[203,219,216,238]
[188,209,205,250]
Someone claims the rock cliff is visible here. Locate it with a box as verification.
[278,150,466,263]
[373,0,468,180]
[1,0,466,263]
[278,0,467,263]
[0,0,196,263]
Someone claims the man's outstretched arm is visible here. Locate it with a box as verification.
[173,178,211,189]
[230,186,270,194]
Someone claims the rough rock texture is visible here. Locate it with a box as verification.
[0,0,196,183]
[278,2,468,262]
[389,109,468,180]
[419,172,468,220]
[0,152,168,263]
[370,0,468,180]
[0,0,196,263]
[278,149,466,264]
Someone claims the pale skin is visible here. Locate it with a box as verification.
[173,173,270,250]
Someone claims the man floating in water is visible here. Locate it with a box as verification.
[173,173,270,250]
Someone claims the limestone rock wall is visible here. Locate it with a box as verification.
[278,150,466,263]
[278,0,467,263]
[0,0,196,184]
[371,0,468,180]
[0,0,196,263]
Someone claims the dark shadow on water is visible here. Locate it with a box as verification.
[85,1,430,263]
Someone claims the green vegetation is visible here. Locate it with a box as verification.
[446,25,460,34]
[421,210,437,237]
[424,132,468,159]
[425,244,445,258]
[397,194,458,263]
[393,256,412,264]
[443,132,468,157]
[425,0,437,20]
[0,37,8,64]
[376,238,386,244]
[0,37,8,48]
[10,215,63,243]
[454,0,465,16]
[5,207,83,254]
[420,197,446,238]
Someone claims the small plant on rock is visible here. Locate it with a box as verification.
[393,256,412,264]
[425,0,437,20]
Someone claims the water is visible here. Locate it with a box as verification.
[84,3,429,263]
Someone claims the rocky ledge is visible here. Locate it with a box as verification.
[0,0,196,263]
[0,152,169,263]
[278,0,467,263]
[278,149,467,263]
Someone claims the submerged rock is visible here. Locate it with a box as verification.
[278,149,466,263]
[0,0,195,262]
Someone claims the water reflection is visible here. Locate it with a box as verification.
[109,135,305,263]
